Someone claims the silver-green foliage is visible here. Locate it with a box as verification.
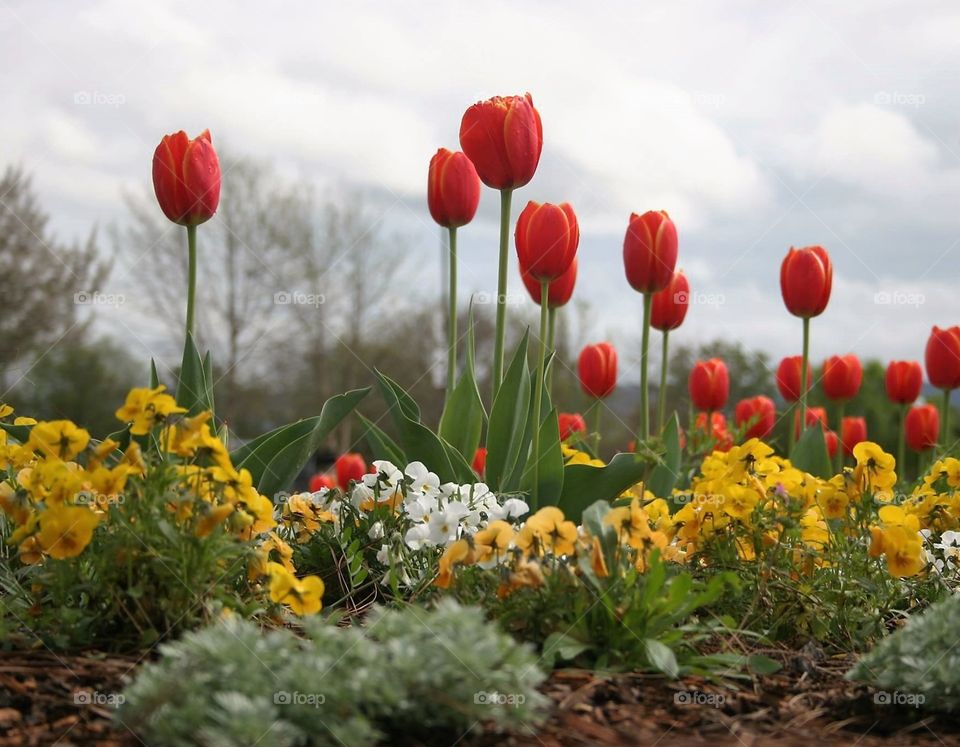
[119,600,548,746]
[848,593,960,712]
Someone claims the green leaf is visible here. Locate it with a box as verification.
[175,333,213,416]
[747,654,782,675]
[231,387,369,499]
[0,423,31,444]
[644,639,679,678]
[521,407,564,505]
[485,332,531,491]
[792,425,832,478]
[439,308,486,461]
[647,413,682,498]
[373,369,421,427]
[357,413,406,465]
[149,359,160,389]
[202,351,215,416]
[557,452,650,517]
[542,632,590,666]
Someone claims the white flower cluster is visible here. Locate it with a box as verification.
[924,529,960,574]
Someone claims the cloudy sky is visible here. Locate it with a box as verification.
[3,0,959,378]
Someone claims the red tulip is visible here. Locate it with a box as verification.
[650,270,690,331]
[841,416,867,456]
[695,411,732,451]
[734,396,776,439]
[335,453,367,489]
[776,356,812,403]
[925,326,960,390]
[623,211,678,294]
[558,412,587,441]
[309,473,335,492]
[427,148,481,228]
[780,245,832,318]
[905,404,940,451]
[824,429,839,458]
[459,93,542,190]
[521,257,577,308]
[515,201,579,282]
[822,354,863,401]
[688,359,729,412]
[794,406,828,438]
[152,129,221,226]
[578,343,618,399]
[885,360,924,404]
[472,447,487,477]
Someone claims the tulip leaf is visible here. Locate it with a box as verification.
[485,332,531,491]
[647,413,682,498]
[231,387,369,499]
[791,425,832,478]
[357,412,406,466]
[520,407,564,505]
[149,359,161,389]
[557,452,650,517]
[373,369,421,427]
[439,307,486,461]
[0,423,31,444]
[175,333,213,416]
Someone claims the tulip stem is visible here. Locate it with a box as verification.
[546,306,556,395]
[799,316,811,450]
[531,280,549,511]
[942,388,952,452]
[492,188,513,399]
[639,293,653,441]
[658,330,670,434]
[786,403,795,456]
[834,401,845,476]
[593,398,603,456]
[185,224,197,340]
[446,227,458,395]
[897,402,907,483]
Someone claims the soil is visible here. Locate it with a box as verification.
[2,646,958,746]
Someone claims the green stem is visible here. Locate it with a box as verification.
[834,400,845,476]
[592,398,603,455]
[446,227,458,395]
[786,402,795,456]
[492,188,513,398]
[531,280,549,511]
[897,402,907,483]
[798,316,811,452]
[658,330,670,434]
[546,306,556,394]
[942,388,952,453]
[185,224,197,340]
[640,293,653,441]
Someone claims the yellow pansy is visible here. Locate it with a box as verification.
[516,506,577,556]
[27,420,90,461]
[853,442,897,497]
[36,505,100,559]
[266,562,324,615]
[115,386,187,436]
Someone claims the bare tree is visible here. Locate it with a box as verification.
[0,166,108,390]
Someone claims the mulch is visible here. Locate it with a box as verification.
[2,646,959,746]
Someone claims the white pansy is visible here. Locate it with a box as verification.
[368,521,385,540]
[350,482,376,508]
[489,497,530,522]
[405,461,440,494]
[404,524,432,550]
[405,493,438,523]
[376,544,391,564]
[427,502,471,546]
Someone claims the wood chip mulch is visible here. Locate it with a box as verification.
[2,646,960,745]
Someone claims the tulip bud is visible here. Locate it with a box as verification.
[734,395,776,439]
[335,453,367,489]
[309,473,335,492]
[521,258,577,308]
[688,359,729,412]
[427,148,481,228]
[780,245,832,318]
[776,356,812,403]
[622,211,678,294]
[885,360,924,404]
[578,343,618,399]
[558,413,587,441]
[905,404,940,451]
[841,416,867,456]
[794,406,828,438]
[650,270,690,331]
[822,354,863,401]
[824,429,839,458]
[472,447,487,477]
[515,201,579,283]
[459,94,542,190]
[925,326,960,390]
[152,130,221,226]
